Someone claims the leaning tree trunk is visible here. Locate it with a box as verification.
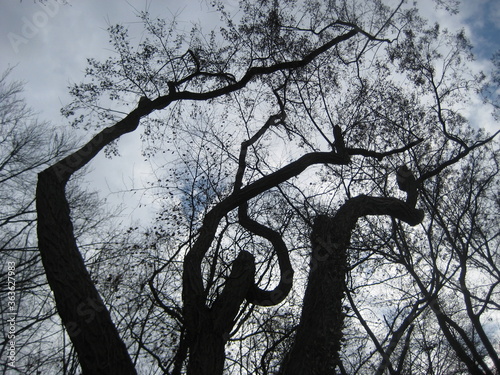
[281,168,424,374]
[35,107,146,374]
[36,168,137,374]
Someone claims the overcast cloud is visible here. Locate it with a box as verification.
[1,0,499,224]
[0,0,222,224]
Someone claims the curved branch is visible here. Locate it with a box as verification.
[416,130,499,184]
[153,29,358,108]
[182,149,350,328]
[346,138,423,161]
[239,202,293,306]
[282,168,424,374]
[148,273,183,324]
[52,29,360,184]
[336,195,424,228]
[36,27,361,374]
[232,105,292,306]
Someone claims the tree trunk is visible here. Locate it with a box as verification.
[281,192,424,374]
[36,169,136,375]
[184,250,255,375]
[185,312,227,375]
[281,214,348,374]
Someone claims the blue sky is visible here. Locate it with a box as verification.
[0,0,499,223]
[0,0,216,224]
[1,0,498,120]
[459,0,500,59]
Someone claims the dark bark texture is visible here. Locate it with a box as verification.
[281,214,348,374]
[36,169,137,374]
[35,106,145,374]
[185,250,255,374]
[282,169,424,374]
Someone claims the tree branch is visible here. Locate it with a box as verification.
[346,138,423,161]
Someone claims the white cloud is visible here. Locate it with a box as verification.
[1,0,498,226]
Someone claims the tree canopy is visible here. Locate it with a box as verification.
[13,0,500,374]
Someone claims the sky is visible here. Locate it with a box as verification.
[1,0,499,224]
[0,0,225,224]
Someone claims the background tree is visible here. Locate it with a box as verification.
[0,68,120,374]
[32,0,499,374]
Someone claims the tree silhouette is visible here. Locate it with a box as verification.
[34,1,499,374]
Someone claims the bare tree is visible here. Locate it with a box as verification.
[0,68,117,374]
[31,1,499,374]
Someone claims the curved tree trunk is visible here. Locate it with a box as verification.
[282,178,424,374]
[36,168,137,374]
[35,107,146,374]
